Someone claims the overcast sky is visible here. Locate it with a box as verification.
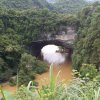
[46,0,100,4]
[47,0,100,3]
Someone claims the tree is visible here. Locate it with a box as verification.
[72,3,100,70]
[0,57,12,81]
[18,53,47,86]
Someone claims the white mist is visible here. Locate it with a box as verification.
[41,45,67,64]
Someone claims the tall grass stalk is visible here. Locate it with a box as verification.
[49,64,55,100]
[17,64,100,100]
[0,85,6,100]
[1,64,100,100]
[94,87,100,100]
[16,69,19,91]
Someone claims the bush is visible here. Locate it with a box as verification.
[72,3,100,70]
[16,65,100,100]
[18,53,47,86]
[18,70,34,86]
[94,73,100,83]
[0,58,13,82]
[1,65,100,100]
[9,76,17,86]
[32,59,48,74]
[80,64,97,79]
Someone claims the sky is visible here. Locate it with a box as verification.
[83,0,100,1]
[47,0,100,2]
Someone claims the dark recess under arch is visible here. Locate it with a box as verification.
[28,39,73,60]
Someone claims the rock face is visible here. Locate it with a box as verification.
[55,26,76,41]
[28,26,75,59]
[44,26,76,41]
[28,39,73,58]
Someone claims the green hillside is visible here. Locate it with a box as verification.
[0,0,88,13]
[0,1,100,99]
[72,2,100,70]
[52,0,87,13]
[0,0,54,10]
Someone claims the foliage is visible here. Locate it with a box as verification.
[17,65,56,100]
[9,76,17,86]
[0,0,89,14]
[16,65,100,100]
[0,8,69,43]
[0,6,78,82]
[0,85,16,100]
[52,0,87,13]
[18,53,47,86]
[80,64,97,79]
[0,57,12,81]
[0,35,22,81]
[32,59,48,74]
[72,2,100,70]
[0,0,54,10]
[0,1,100,99]
[0,65,100,100]
[94,74,100,83]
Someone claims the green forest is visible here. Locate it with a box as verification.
[0,0,89,13]
[0,0,100,100]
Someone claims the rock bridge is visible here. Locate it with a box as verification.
[28,39,74,60]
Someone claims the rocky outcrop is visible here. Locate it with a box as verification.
[28,39,73,59]
[55,26,76,41]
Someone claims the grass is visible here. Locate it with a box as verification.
[0,85,6,100]
[0,85,16,100]
[0,64,100,100]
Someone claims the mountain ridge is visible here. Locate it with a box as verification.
[52,0,87,13]
[0,0,94,13]
[0,0,54,10]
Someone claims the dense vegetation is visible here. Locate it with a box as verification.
[72,2,100,70]
[0,8,51,82]
[0,0,100,99]
[0,0,89,13]
[52,0,87,13]
[0,65,100,100]
[0,6,78,83]
[0,0,54,10]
